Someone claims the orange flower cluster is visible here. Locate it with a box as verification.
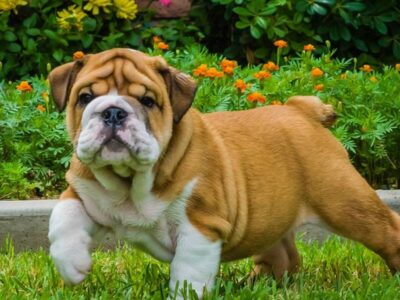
[270,100,282,105]
[234,79,247,93]
[304,44,315,52]
[247,92,266,103]
[153,36,162,43]
[36,105,46,112]
[396,63,400,71]
[360,64,373,73]
[311,67,324,77]
[263,61,279,71]
[16,81,32,92]
[314,84,324,91]
[220,58,237,75]
[73,51,85,60]
[254,70,271,80]
[193,64,208,77]
[274,40,288,48]
[204,67,224,78]
[157,42,169,50]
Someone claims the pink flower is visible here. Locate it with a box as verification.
[159,0,171,6]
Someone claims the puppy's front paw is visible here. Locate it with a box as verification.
[50,232,92,285]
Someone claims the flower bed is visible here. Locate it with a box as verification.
[1,44,400,199]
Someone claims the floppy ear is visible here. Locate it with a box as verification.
[160,66,197,123]
[48,60,84,112]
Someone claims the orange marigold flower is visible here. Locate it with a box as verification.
[311,67,324,78]
[223,66,235,75]
[314,84,324,91]
[36,105,46,112]
[395,63,400,71]
[263,61,279,71]
[304,44,315,52]
[247,92,266,103]
[73,51,85,60]
[16,81,32,92]
[360,64,373,73]
[204,67,224,78]
[157,42,169,50]
[193,64,208,77]
[370,76,378,82]
[220,58,237,69]
[254,70,271,80]
[274,40,288,48]
[270,100,282,105]
[153,36,162,43]
[234,79,247,93]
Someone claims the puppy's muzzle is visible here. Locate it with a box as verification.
[101,107,128,128]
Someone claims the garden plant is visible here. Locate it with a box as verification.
[1,0,400,299]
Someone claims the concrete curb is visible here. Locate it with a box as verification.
[1,190,399,252]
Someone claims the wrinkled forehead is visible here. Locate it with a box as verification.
[74,49,165,98]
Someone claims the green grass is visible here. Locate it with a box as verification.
[1,237,400,299]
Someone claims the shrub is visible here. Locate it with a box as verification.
[0,0,202,80]
[191,0,400,65]
[0,78,71,199]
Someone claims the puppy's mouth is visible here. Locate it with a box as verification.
[76,118,160,169]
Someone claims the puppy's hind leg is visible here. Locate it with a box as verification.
[309,170,400,274]
[250,231,301,282]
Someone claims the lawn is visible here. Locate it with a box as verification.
[1,237,399,299]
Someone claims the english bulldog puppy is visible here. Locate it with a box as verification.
[48,48,400,298]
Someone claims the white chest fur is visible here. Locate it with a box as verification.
[70,172,195,262]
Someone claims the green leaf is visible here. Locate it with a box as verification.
[4,31,17,42]
[22,14,38,28]
[343,2,366,12]
[250,25,262,39]
[315,0,335,5]
[339,26,351,41]
[52,50,64,62]
[273,27,287,37]
[354,38,368,52]
[26,28,41,36]
[260,6,277,16]
[83,18,97,32]
[310,3,327,15]
[255,17,267,29]
[235,20,250,29]
[7,43,21,53]
[82,35,94,48]
[295,0,308,12]
[375,20,387,35]
[233,7,253,16]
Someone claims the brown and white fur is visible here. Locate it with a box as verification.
[48,48,400,298]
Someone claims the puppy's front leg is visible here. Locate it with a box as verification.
[48,198,98,285]
[170,220,222,299]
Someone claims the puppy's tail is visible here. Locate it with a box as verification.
[285,96,337,128]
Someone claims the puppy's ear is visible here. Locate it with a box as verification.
[48,60,85,112]
[157,59,197,123]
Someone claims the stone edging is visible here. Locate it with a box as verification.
[0,190,399,252]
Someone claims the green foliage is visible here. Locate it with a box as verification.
[0,78,71,199]
[191,0,400,65]
[1,237,399,298]
[0,0,203,80]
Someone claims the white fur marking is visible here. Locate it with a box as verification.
[48,199,99,285]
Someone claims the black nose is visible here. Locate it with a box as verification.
[102,107,128,127]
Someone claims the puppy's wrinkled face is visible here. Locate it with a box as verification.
[49,49,196,173]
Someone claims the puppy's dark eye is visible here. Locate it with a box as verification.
[140,96,155,108]
[78,93,94,105]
